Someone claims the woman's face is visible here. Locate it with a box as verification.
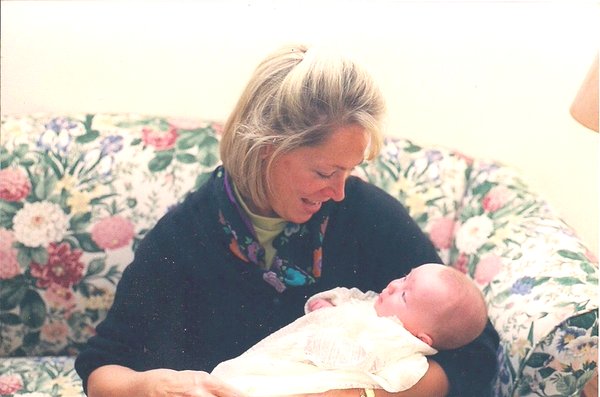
[263,124,369,224]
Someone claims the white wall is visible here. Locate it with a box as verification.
[2,0,598,255]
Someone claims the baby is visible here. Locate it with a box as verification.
[212,263,488,395]
[308,262,488,350]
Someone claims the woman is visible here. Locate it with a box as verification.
[75,44,499,397]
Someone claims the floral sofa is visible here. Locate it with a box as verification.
[0,113,597,397]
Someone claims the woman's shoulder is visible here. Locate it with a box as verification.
[340,176,411,221]
[344,176,402,206]
[158,170,219,224]
[139,174,220,252]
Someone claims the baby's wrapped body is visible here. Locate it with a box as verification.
[211,290,437,396]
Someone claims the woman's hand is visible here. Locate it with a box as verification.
[88,365,247,397]
[141,368,247,397]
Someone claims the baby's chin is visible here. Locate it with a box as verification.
[373,300,386,317]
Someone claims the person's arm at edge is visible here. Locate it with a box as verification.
[87,365,246,397]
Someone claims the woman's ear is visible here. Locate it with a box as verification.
[416,332,433,347]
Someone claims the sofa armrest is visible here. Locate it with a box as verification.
[453,159,598,397]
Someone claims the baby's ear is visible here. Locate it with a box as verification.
[416,332,433,346]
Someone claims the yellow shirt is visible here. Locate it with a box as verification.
[233,184,286,269]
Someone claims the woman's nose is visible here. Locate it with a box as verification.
[323,174,346,202]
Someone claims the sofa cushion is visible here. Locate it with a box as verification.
[0,356,82,396]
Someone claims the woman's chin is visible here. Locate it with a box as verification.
[284,205,321,224]
[288,213,313,224]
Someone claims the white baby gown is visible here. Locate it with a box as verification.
[211,287,438,396]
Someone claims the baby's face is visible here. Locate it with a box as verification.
[374,264,451,336]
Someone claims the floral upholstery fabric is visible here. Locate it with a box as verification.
[456,160,598,397]
[0,114,597,396]
[0,357,80,397]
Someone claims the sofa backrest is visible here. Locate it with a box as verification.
[1,113,597,397]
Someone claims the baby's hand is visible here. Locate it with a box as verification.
[308,298,334,312]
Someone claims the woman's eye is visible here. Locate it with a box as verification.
[316,171,334,179]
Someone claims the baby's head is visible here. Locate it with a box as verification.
[374,263,488,350]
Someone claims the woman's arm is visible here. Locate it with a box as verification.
[75,189,221,393]
[376,360,449,397]
[87,365,246,397]
[432,320,499,396]
[297,360,448,397]
[87,366,147,397]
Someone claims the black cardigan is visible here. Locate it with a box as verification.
[75,172,499,396]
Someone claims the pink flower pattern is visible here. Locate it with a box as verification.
[428,217,455,250]
[0,374,23,395]
[0,168,31,202]
[40,321,69,344]
[482,185,512,212]
[474,254,503,285]
[91,215,135,249]
[142,126,179,151]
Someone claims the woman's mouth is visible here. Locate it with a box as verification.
[301,198,323,213]
[302,198,321,206]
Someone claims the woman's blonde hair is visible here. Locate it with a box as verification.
[220,44,386,209]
